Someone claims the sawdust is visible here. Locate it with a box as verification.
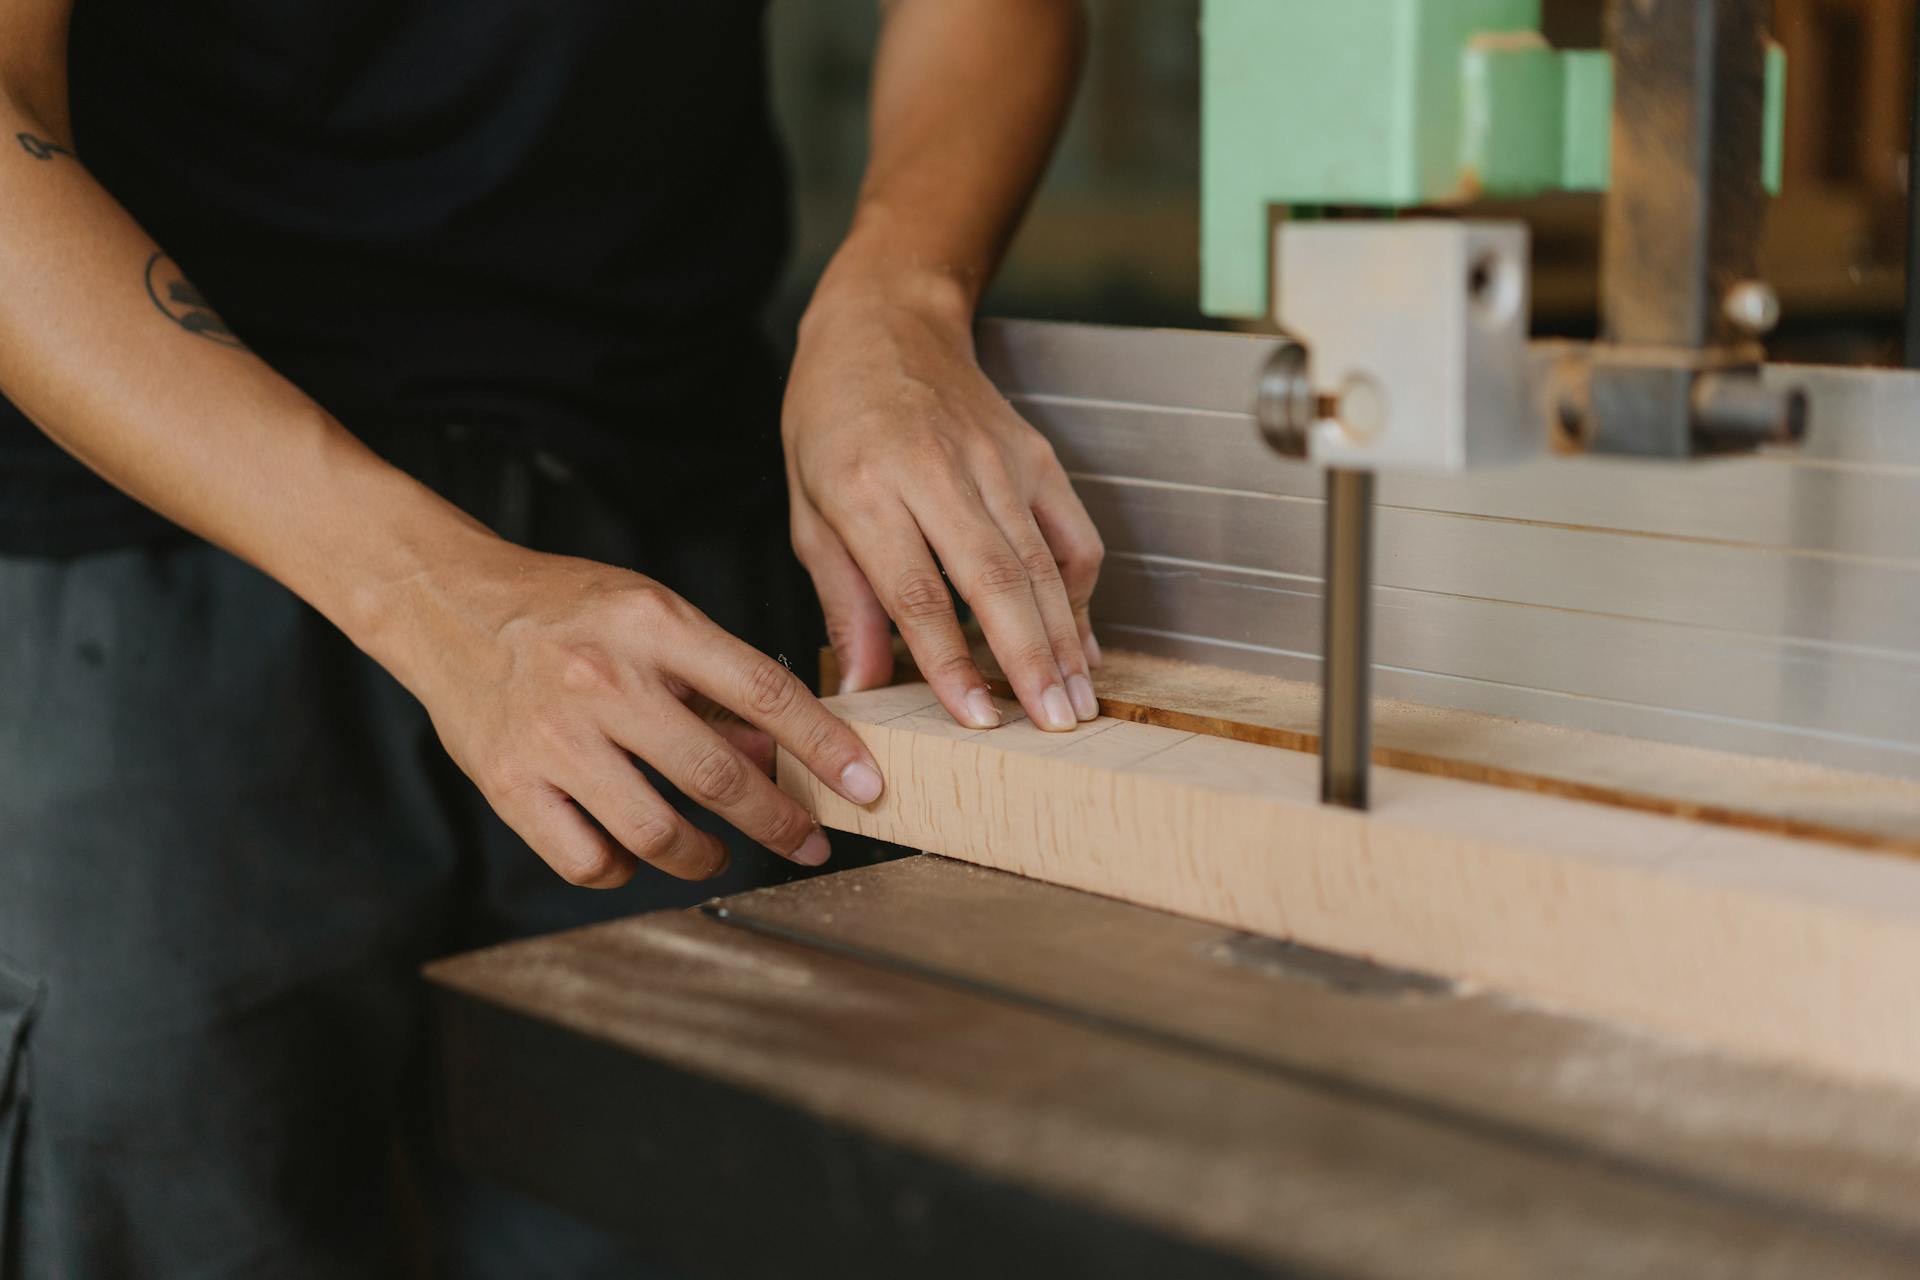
[1532,1020,1920,1156]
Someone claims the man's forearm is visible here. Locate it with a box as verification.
[781,0,1101,732]
[807,0,1085,328]
[0,14,895,890]
[0,93,496,682]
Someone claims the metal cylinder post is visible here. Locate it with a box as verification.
[1320,468,1375,810]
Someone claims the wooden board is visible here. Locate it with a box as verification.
[780,683,1920,1092]
[716,856,1920,1244]
[429,859,1920,1278]
[821,643,1920,856]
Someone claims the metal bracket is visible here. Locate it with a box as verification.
[1262,220,1537,473]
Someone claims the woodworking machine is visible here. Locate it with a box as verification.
[425,3,1920,1276]
[1210,0,1803,809]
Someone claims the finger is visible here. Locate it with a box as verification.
[489,780,638,890]
[667,623,888,807]
[793,506,894,695]
[617,695,833,867]
[904,487,1077,733]
[687,694,775,776]
[1032,480,1105,669]
[830,502,1001,730]
[558,744,731,882]
[987,499,1097,722]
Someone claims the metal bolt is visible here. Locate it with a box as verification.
[1691,372,1807,451]
[1723,280,1781,337]
[1254,338,1314,459]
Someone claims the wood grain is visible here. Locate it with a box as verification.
[431,858,1920,1277]
[718,855,1920,1240]
[820,642,1920,857]
[781,683,1920,1091]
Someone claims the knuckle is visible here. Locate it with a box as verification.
[1022,434,1061,471]
[620,583,684,630]
[1083,533,1107,570]
[1060,533,1105,597]
[621,809,683,864]
[789,520,826,564]
[962,442,1013,486]
[794,711,842,762]
[767,806,815,854]
[904,430,963,476]
[484,751,534,799]
[1004,418,1052,458]
[531,712,591,757]
[1069,522,1107,566]
[923,647,980,685]
[558,846,627,889]
[889,379,943,418]
[1008,640,1060,677]
[891,571,953,622]
[838,461,888,509]
[1020,544,1063,584]
[555,646,618,695]
[822,612,863,654]
[683,743,751,807]
[740,658,801,721]
[968,553,1031,599]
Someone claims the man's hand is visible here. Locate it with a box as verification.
[391,543,886,888]
[787,0,1092,732]
[785,283,1102,733]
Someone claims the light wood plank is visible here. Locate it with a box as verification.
[781,683,1920,1092]
[822,643,1920,855]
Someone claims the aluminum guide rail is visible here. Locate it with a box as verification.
[978,320,1920,779]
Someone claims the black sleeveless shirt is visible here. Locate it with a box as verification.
[0,0,790,554]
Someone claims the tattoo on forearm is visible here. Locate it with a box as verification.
[143,253,245,349]
[16,133,73,161]
[15,132,240,349]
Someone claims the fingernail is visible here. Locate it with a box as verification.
[792,828,831,867]
[963,687,1001,730]
[1067,674,1098,722]
[1086,632,1104,668]
[840,761,884,805]
[1040,685,1077,732]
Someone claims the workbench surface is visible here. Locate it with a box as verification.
[427,855,1920,1279]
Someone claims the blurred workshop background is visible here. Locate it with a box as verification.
[769,0,1915,365]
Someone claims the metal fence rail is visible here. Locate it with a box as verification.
[978,320,1920,778]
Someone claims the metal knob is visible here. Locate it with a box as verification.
[1254,338,1314,459]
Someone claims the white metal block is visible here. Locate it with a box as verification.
[1275,220,1536,472]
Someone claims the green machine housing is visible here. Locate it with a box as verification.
[1201,0,1787,319]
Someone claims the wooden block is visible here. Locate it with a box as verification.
[781,683,1920,1092]
[1067,649,1920,857]
[824,641,1920,856]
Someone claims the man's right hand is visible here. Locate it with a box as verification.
[386,543,886,888]
[0,18,885,892]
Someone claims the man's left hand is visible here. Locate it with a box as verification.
[783,283,1103,734]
